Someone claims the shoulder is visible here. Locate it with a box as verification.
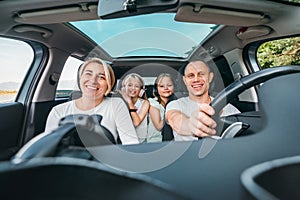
[166,97,189,111]
[105,97,128,107]
[148,97,161,107]
[148,97,157,103]
[139,98,150,106]
[170,97,189,105]
[52,101,73,111]
[107,97,124,103]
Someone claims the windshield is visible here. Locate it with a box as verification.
[70,13,217,58]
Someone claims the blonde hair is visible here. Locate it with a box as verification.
[122,73,147,99]
[154,73,174,107]
[79,58,115,96]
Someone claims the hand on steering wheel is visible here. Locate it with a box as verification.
[210,66,300,137]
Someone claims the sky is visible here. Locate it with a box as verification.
[1,13,215,87]
[0,38,34,83]
[0,38,81,86]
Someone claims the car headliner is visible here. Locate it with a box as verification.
[1,0,299,63]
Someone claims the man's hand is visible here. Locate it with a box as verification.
[188,104,217,138]
[166,104,217,138]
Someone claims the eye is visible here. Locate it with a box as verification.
[83,71,92,76]
[97,74,106,80]
[186,73,195,79]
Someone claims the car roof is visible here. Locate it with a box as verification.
[1,0,300,63]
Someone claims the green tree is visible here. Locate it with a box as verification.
[257,36,300,69]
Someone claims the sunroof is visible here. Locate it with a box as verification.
[70,13,217,58]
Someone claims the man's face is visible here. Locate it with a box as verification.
[183,61,213,98]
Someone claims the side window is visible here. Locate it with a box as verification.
[0,37,34,103]
[56,56,83,98]
[257,36,300,69]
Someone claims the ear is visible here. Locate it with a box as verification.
[183,75,187,85]
[208,72,214,83]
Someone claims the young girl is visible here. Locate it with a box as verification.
[147,73,175,143]
[120,73,150,143]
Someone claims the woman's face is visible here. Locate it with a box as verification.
[157,76,174,98]
[124,77,142,98]
[79,62,108,100]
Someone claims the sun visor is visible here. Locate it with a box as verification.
[15,5,98,24]
[175,5,270,26]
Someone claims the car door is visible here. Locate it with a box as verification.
[0,37,45,160]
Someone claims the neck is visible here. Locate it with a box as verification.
[189,93,211,104]
[160,96,168,104]
[131,96,139,104]
[76,96,104,111]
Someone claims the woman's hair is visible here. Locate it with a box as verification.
[154,73,174,108]
[122,73,147,99]
[79,57,115,96]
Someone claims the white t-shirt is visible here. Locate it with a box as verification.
[45,97,139,145]
[166,96,240,141]
[134,98,148,143]
[147,98,164,143]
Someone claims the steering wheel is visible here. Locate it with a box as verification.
[210,65,300,137]
[13,114,117,163]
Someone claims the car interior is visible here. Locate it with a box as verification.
[0,0,300,199]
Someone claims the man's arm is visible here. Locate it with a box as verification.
[165,109,192,136]
[166,104,217,138]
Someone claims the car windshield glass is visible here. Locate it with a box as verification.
[70,13,217,58]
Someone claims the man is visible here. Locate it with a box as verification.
[165,60,240,141]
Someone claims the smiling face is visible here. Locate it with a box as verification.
[183,61,214,101]
[157,76,174,98]
[79,62,108,100]
[124,77,143,98]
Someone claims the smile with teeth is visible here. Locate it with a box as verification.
[86,85,99,91]
[192,83,204,89]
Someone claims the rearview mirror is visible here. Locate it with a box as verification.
[98,0,178,19]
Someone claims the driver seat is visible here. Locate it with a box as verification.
[258,72,300,135]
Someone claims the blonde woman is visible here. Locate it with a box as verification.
[45,58,139,145]
[120,73,150,143]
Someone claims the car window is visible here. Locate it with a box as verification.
[56,56,83,98]
[0,37,34,103]
[257,36,300,69]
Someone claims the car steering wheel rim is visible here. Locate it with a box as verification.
[210,65,300,136]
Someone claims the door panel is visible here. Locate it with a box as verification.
[0,103,24,160]
[29,99,67,139]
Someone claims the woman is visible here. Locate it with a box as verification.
[120,73,150,143]
[147,73,175,142]
[45,58,139,145]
